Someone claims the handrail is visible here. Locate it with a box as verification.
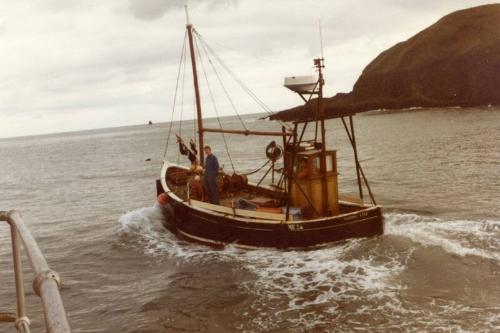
[0,210,71,333]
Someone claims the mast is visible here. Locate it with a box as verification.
[185,6,205,166]
[316,58,330,215]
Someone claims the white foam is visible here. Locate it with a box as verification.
[117,207,499,331]
[385,213,500,261]
[236,240,407,331]
[119,206,500,263]
[485,312,500,331]
[116,208,407,329]
[117,205,171,256]
[118,205,228,260]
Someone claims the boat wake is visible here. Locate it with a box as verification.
[237,240,407,331]
[117,205,172,256]
[385,213,500,262]
[117,204,222,259]
[118,206,500,262]
[117,207,500,331]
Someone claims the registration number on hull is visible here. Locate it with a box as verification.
[287,224,304,231]
[343,211,369,221]
[287,211,371,231]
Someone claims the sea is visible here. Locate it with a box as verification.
[0,107,499,332]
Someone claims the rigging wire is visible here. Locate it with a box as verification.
[194,31,292,131]
[177,36,189,166]
[192,86,197,143]
[198,35,271,114]
[197,35,248,131]
[164,30,188,159]
[193,33,236,173]
[179,33,190,138]
[178,36,188,138]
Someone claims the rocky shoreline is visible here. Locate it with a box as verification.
[272,4,500,121]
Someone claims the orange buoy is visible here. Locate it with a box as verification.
[157,193,169,205]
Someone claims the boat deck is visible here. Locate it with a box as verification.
[165,166,367,221]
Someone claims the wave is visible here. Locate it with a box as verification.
[385,213,500,261]
[117,206,406,330]
[117,205,171,256]
[118,206,500,262]
[236,241,407,332]
[117,204,222,259]
[117,207,500,331]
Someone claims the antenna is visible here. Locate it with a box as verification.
[318,19,324,59]
[184,4,190,25]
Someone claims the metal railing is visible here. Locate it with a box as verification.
[0,210,71,333]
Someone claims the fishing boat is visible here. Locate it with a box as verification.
[155,11,383,249]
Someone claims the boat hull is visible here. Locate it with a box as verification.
[158,189,383,250]
[156,157,384,249]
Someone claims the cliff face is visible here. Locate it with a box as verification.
[272,4,500,121]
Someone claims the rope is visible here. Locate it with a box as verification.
[193,34,236,173]
[164,30,187,159]
[240,159,270,176]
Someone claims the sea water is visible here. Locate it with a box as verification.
[0,107,499,332]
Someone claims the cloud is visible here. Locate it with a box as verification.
[128,0,238,21]
[128,0,181,20]
[0,0,495,138]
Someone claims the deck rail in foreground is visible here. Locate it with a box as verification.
[0,210,71,333]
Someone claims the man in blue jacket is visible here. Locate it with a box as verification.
[204,145,220,204]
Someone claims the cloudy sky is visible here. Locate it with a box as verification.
[0,0,494,138]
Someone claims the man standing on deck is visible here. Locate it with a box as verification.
[204,145,220,204]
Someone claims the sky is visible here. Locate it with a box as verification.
[0,0,495,138]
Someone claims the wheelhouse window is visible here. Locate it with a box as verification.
[312,156,321,175]
[297,157,309,178]
[326,155,333,172]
